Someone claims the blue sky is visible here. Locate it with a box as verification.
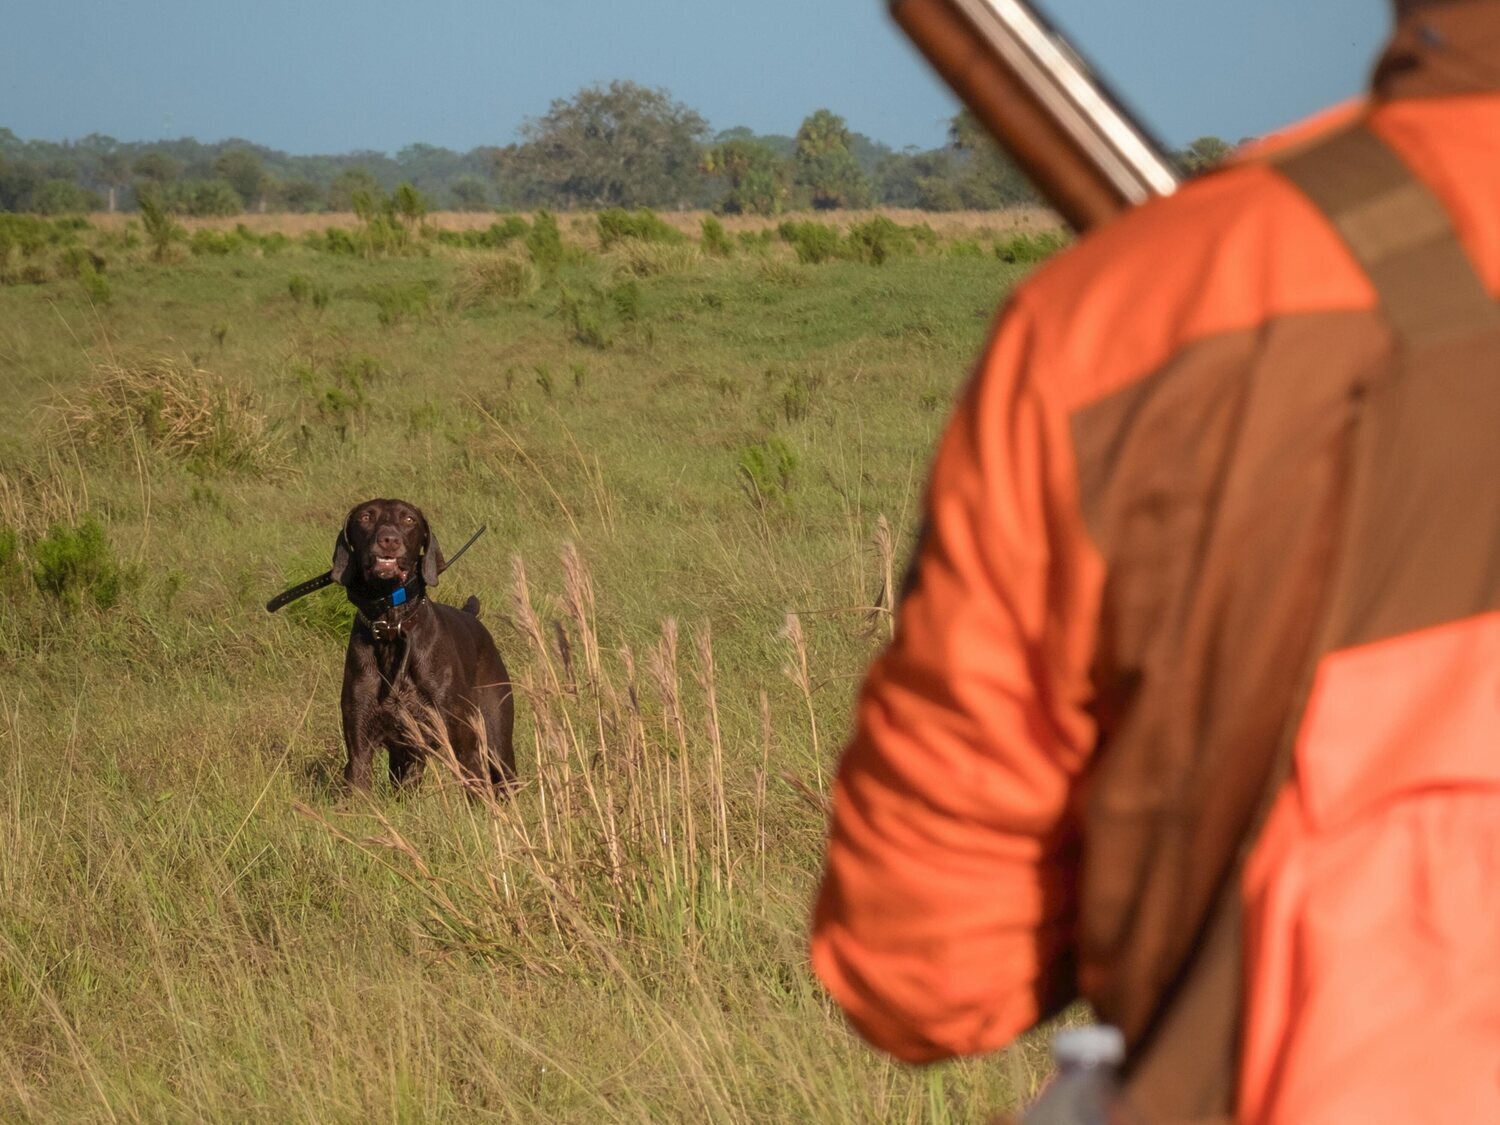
[1,1,1391,154]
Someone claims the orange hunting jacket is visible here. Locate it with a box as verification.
[811,5,1500,1122]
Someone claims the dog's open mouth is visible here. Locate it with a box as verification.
[370,555,408,581]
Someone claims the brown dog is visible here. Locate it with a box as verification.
[331,498,515,793]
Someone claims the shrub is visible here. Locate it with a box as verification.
[777,220,843,265]
[189,228,244,256]
[596,208,683,249]
[700,215,734,258]
[846,216,916,265]
[489,214,529,244]
[943,238,984,259]
[30,517,136,611]
[526,210,564,276]
[995,229,1069,264]
[137,190,183,263]
[287,273,312,303]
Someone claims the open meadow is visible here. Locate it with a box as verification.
[0,206,1067,1122]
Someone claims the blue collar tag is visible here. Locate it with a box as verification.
[391,586,408,606]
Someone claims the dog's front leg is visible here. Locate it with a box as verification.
[341,642,381,792]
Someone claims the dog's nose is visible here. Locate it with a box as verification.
[376,529,402,553]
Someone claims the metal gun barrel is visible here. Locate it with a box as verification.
[890,0,1181,231]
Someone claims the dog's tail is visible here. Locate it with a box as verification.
[462,595,481,617]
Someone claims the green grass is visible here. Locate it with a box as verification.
[0,213,1063,1122]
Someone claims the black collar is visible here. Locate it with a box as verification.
[346,575,427,643]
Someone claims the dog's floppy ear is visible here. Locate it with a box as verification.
[330,510,358,587]
[421,526,443,587]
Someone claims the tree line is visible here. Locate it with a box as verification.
[0,80,1232,216]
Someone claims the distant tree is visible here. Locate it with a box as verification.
[449,175,489,211]
[276,178,324,212]
[213,149,269,209]
[132,152,180,188]
[875,147,965,210]
[702,138,788,215]
[513,80,709,208]
[0,155,41,211]
[1180,136,1232,174]
[185,179,242,217]
[793,109,871,210]
[946,110,1037,207]
[32,179,97,214]
[97,151,131,212]
[327,167,382,212]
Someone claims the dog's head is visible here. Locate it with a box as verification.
[330,498,443,591]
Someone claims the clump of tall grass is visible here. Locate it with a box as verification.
[54,359,286,474]
[527,210,566,277]
[596,207,683,249]
[845,216,918,265]
[450,253,538,307]
[700,215,734,258]
[778,220,844,265]
[607,239,701,279]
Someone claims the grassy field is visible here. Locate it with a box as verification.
[0,208,1064,1122]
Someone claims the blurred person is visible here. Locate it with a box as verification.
[811,2,1500,1121]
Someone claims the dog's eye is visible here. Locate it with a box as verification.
[402,514,415,524]
[359,512,373,523]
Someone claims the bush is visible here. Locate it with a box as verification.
[995,229,1069,265]
[597,208,683,248]
[0,215,61,271]
[526,210,564,275]
[943,238,984,259]
[189,228,244,256]
[137,190,183,262]
[700,215,734,258]
[777,220,843,265]
[30,517,136,611]
[846,216,917,265]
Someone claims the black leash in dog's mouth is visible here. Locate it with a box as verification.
[265,524,488,614]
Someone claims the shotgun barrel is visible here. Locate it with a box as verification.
[890,0,1181,231]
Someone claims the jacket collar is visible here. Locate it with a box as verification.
[1376,1,1500,99]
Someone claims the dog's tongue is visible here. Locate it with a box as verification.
[372,557,403,580]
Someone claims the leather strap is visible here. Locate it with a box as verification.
[1274,123,1500,346]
